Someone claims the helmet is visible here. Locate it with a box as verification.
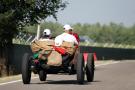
[43,29,51,35]
[63,24,73,31]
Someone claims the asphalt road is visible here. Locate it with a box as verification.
[0,60,135,90]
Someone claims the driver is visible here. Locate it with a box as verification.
[55,24,78,46]
[54,24,79,69]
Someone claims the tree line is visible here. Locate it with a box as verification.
[23,22,135,45]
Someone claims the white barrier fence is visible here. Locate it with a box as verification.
[80,42,135,49]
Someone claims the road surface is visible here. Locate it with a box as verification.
[0,60,135,90]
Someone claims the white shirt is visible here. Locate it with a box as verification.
[55,33,78,46]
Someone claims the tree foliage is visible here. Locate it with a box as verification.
[23,22,135,45]
[73,22,135,45]
[0,0,67,44]
[0,12,17,45]
[0,0,67,26]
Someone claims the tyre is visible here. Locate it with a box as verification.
[39,70,47,81]
[86,53,95,82]
[77,53,85,84]
[22,53,32,84]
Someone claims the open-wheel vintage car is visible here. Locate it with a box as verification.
[22,39,95,84]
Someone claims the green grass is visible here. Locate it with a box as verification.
[13,39,135,49]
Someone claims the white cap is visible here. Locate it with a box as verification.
[63,24,73,31]
[43,29,51,35]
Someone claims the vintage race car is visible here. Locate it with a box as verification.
[22,40,95,84]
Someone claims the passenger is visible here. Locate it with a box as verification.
[38,29,54,60]
[39,28,54,46]
[40,29,52,41]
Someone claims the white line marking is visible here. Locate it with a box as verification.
[95,61,120,67]
[0,80,22,86]
[0,77,38,86]
[0,61,120,86]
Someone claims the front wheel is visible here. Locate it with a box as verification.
[22,53,32,84]
[39,70,47,81]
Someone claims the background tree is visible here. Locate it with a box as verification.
[0,0,67,76]
[0,0,67,44]
[22,21,135,45]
